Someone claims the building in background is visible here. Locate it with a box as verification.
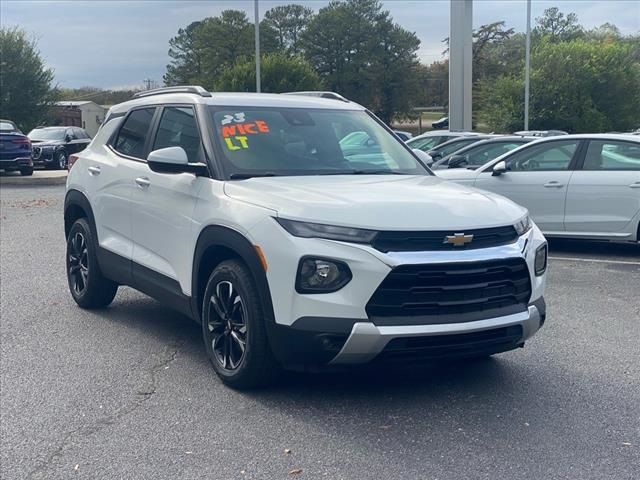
[52,101,107,137]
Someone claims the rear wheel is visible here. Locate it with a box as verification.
[66,218,118,308]
[19,167,33,176]
[202,260,279,389]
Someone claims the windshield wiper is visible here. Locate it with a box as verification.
[349,170,410,175]
[229,172,278,180]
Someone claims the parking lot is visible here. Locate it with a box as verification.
[1,184,638,480]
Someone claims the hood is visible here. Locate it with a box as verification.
[435,168,479,180]
[30,139,64,147]
[224,175,526,230]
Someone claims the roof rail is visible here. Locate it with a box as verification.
[132,86,212,99]
[282,91,349,103]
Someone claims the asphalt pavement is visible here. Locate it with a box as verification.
[1,184,639,480]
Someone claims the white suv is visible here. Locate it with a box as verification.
[64,87,548,388]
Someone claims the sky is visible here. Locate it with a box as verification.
[2,0,639,89]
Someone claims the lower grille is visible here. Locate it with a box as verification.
[374,325,524,363]
[366,258,531,325]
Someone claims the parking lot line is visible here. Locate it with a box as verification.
[549,256,640,266]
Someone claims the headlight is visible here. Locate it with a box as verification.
[296,257,352,293]
[276,218,377,244]
[534,244,548,276]
[514,215,532,236]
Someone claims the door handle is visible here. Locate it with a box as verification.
[135,177,151,189]
[87,166,101,175]
[630,182,640,189]
[543,181,564,188]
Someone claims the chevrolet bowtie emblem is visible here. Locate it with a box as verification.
[444,233,474,247]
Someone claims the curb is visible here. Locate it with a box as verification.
[0,171,67,186]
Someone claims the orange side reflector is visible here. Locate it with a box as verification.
[254,245,268,272]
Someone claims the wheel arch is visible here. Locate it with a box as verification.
[64,189,97,241]
[191,225,275,326]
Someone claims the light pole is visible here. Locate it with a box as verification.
[449,0,473,132]
[524,0,531,130]
[254,0,261,93]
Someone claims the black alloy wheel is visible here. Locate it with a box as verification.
[68,231,89,296]
[207,280,248,370]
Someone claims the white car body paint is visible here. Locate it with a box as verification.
[436,134,640,242]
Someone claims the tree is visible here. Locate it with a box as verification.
[302,0,420,123]
[263,4,314,55]
[164,10,278,89]
[0,27,57,131]
[534,7,583,42]
[216,53,322,93]
[164,21,204,86]
[479,39,640,133]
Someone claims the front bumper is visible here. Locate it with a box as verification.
[331,302,544,364]
[248,217,548,368]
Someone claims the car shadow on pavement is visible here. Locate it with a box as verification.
[548,238,640,259]
[93,290,523,402]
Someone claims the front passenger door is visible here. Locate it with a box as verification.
[130,106,206,297]
[474,139,581,232]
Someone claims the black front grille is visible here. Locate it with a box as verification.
[366,258,531,325]
[374,325,524,363]
[372,225,518,252]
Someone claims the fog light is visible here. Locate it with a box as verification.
[296,257,352,293]
[535,244,548,276]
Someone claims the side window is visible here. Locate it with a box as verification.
[467,142,523,166]
[153,107,202,162]
[114,108,156,159]
[409,136,440,151]
[505,140,579,172]
[583,140,640,171]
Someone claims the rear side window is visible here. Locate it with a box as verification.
[153,107,202,162]
[583,140,640,171]
[114,108,155,159]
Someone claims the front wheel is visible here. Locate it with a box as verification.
[55,151,67,170]
[66,218,118,308]
[20,167,33,176]
[202,260,279,389]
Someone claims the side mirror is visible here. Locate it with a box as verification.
[429,151,443,160]
[492,160,507,176]
[65,134,72,143]
[412,149,433,166]
[448,154,468,168]
[147,147,208,175]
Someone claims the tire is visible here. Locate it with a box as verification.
[202,260,279,389]
[66,218,118,309]
[19,167,33,176]
[55,151,67,170]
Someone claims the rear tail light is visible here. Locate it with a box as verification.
[68,154,79,170]
[12,138,31,149]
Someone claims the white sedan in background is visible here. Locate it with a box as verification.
[437,134,640,243]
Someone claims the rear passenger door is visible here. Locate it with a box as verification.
[129,105,206,297]
[90,107,157,262]
[565,139,640,237]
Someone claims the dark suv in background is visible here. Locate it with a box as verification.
[0,119,34,176]
[29,126,91,170]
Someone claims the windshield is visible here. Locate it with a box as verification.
[210,107,429,178]
[28,129,66,141]
[432,138,481,156]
